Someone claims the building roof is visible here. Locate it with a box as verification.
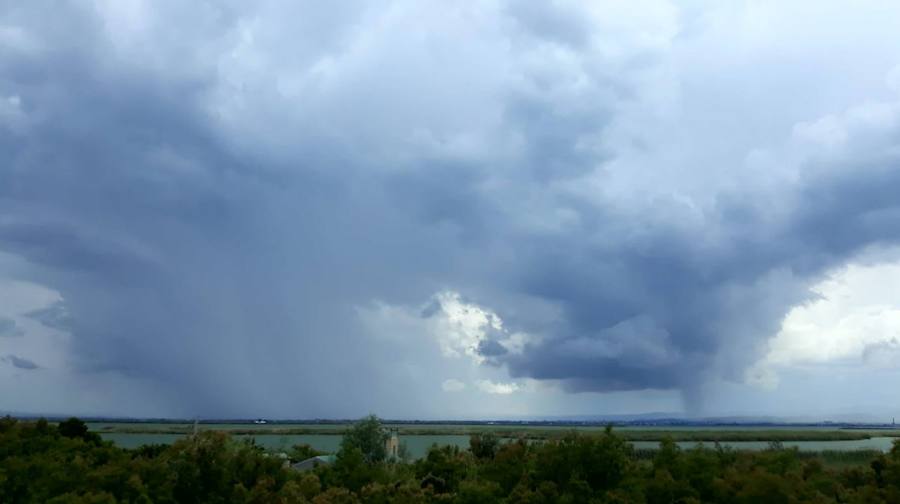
[290,455,336,471]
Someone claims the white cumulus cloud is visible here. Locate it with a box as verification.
[749,253,900,388]
[441,379,466,392]
[476,380,520,395]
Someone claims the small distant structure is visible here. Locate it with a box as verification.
[385,428,400,460]
[291,455,335,472]
[253,419,268,425]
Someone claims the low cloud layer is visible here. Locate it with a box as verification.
[2,1,900,417]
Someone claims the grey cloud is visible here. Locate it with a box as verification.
[477,339,508,358]
[0,317,24,337]
[2,0,900,417]
[3,354,39,370]
[25,301,73,331]
[420,299,442,319]
[507,2,592,49]
[863,339,900,368]
[491,156,900,409]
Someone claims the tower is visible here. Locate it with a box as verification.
[384,428,400,459]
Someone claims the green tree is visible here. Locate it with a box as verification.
[415,444,473,494]
[57,417,101,444]
[289,443,324,462]
[469,432,500,460]
[533,427,633,495]
[339,415,388,464]
[456,479,502,503]
[652,437,683,478]
[479,439,530,493]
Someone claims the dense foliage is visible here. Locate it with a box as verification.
[3,416,900,503]
[340,415,389,464]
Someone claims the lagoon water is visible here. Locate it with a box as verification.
[98,432,898,459]
[99,433,471,458]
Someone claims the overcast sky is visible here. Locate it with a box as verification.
[2,1,900,420]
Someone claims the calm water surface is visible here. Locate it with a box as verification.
[98,432,898,458]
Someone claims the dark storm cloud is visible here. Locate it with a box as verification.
[3,354,39,370]
[488,151,900,409]
[2,0,900,416]
[0,221,157,276]
[477,339,508,358]
[0,0,470,417]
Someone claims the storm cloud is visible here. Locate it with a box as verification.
[2,1,900,417]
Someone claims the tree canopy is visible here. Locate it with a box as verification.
[338,414,389,464]
[4,415,900,503]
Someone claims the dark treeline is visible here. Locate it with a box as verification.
[3,416,900,503]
